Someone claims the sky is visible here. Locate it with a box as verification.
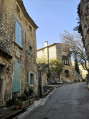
[22,0,80,49]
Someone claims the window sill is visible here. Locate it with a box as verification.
[30,84,35,86]
[28,53,33,57]
[13,42,23,50]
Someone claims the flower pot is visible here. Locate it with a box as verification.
[15,105,20,110]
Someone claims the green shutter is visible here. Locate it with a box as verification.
[13,61,21,92]
[34,74,36,85]
[15,21,22,47]
[27,73,30,85]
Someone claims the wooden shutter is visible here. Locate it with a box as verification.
[15,21,22,47]
[13,61,21,92]
[27,73,31,85]
[34,74,36,85]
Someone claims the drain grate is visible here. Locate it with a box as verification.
[43,118,48,119]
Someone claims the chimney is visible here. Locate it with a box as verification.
[45,41,48,47]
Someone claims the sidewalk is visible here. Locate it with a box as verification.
[0,107,25,119]
[0,85,58,119]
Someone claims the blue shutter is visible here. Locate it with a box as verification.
[34,74,36,85]
[27,73,30,85]
[13,61,21,92]
[15,21,22,47]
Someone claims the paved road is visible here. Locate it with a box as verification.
[23,83,89,119]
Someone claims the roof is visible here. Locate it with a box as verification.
[16,0,38,29]
[37,43,59,51]
[37,43,69,52]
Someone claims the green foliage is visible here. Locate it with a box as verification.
[24,88,33,97]
[14,99,22,106]
[29,88,34,96]
[49,59,63,75]
[74,3,84,45]
[20,94,28,101]
[75,60,80,74]
[24,89,29,97]
[37,58,48,64]
[82,78,86,82]
[77,3,81,17]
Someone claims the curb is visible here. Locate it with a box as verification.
[17,87,56,119]
[4,109,25,119]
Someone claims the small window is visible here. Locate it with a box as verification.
[27,73,36,85]
[29,25,32,31]
[29,46,32,55]
[65,70,69,77]
[62,56,69,65]
[30,74,34,84]
[16,5,20,16]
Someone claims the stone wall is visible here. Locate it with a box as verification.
[0,0,37,107]
[80,0,89,58]
[37,43,73,84]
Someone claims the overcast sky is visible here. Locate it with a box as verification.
[22,0,80,49]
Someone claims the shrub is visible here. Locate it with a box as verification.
[82,78,86,82]
[20,94,28,101]
[24,90,29,97]
[15,99,22,106]
[29,88,33,96]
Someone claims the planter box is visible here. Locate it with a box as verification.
[29,98,34,105]
[21,100,29,108]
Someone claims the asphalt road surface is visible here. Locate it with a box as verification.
[23,83,89,119]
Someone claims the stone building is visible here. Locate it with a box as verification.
[79,0,89,58]
[0,0,38,107]
[37,42,73,83]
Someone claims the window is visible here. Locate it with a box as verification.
[27,73,36,85]
[30,74,34,84]
[15,21,22,47]
[29,25,32,32]
[16,5,20,15]
[62,56,69,65]
[13,61,21,92]
[29,46,32,55]
[65,70,69,77]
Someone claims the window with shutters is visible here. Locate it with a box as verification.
[27,73,36,85]
[13,61,21,92]
[15,21,22,47]
[30,74,34,84]
[29,46,32,55]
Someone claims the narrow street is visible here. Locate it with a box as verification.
[21,83,89,119]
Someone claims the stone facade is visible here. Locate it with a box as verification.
[80,0,89,58]
[0,0,38,107]
[79,64,88,79]
[37,42,73,84]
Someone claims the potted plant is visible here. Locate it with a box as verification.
[15,99,22,110]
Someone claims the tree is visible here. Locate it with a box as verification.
[60,31,88,73]
[49,59,63,80]
[74,3,84,46]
